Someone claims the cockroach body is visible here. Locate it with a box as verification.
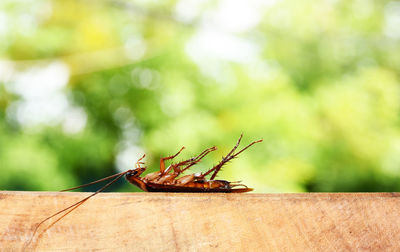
[127,178,252,193]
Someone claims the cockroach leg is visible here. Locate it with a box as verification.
[202,135,243,179]
[209,138,262,180]
[149,147,185,182]
[194,146,218,161]
[135,154,146,168]
[225,134,243,158]
[230,182,249,188]
[165,146,217,175]
[151,146,218,184]
[178,146,217,174]
[202,136,263,180]
[160,146,185,173]
[157,146,217,185]
[170,159,194,173]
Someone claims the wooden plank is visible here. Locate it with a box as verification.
[1,191,400,251]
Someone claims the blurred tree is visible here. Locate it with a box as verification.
[1,0,400,192]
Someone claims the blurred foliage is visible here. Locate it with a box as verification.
[1,0,400,192]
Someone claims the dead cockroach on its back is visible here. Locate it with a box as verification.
[126,134,261,193]
[24,134,262,249]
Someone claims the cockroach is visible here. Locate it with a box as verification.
[125,134,262,193]
[24,134,262,249]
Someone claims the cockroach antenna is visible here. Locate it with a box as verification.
[23,168,133,250]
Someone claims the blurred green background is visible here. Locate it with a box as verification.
[1,0,400,193]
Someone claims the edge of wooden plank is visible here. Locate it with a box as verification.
[2,190,400,198]
[2,191,400,251]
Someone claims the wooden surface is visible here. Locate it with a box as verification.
[1,191,400,251]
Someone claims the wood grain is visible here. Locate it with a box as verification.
[1,191,400,251]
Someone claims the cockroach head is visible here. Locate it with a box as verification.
[126,167,145,178]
